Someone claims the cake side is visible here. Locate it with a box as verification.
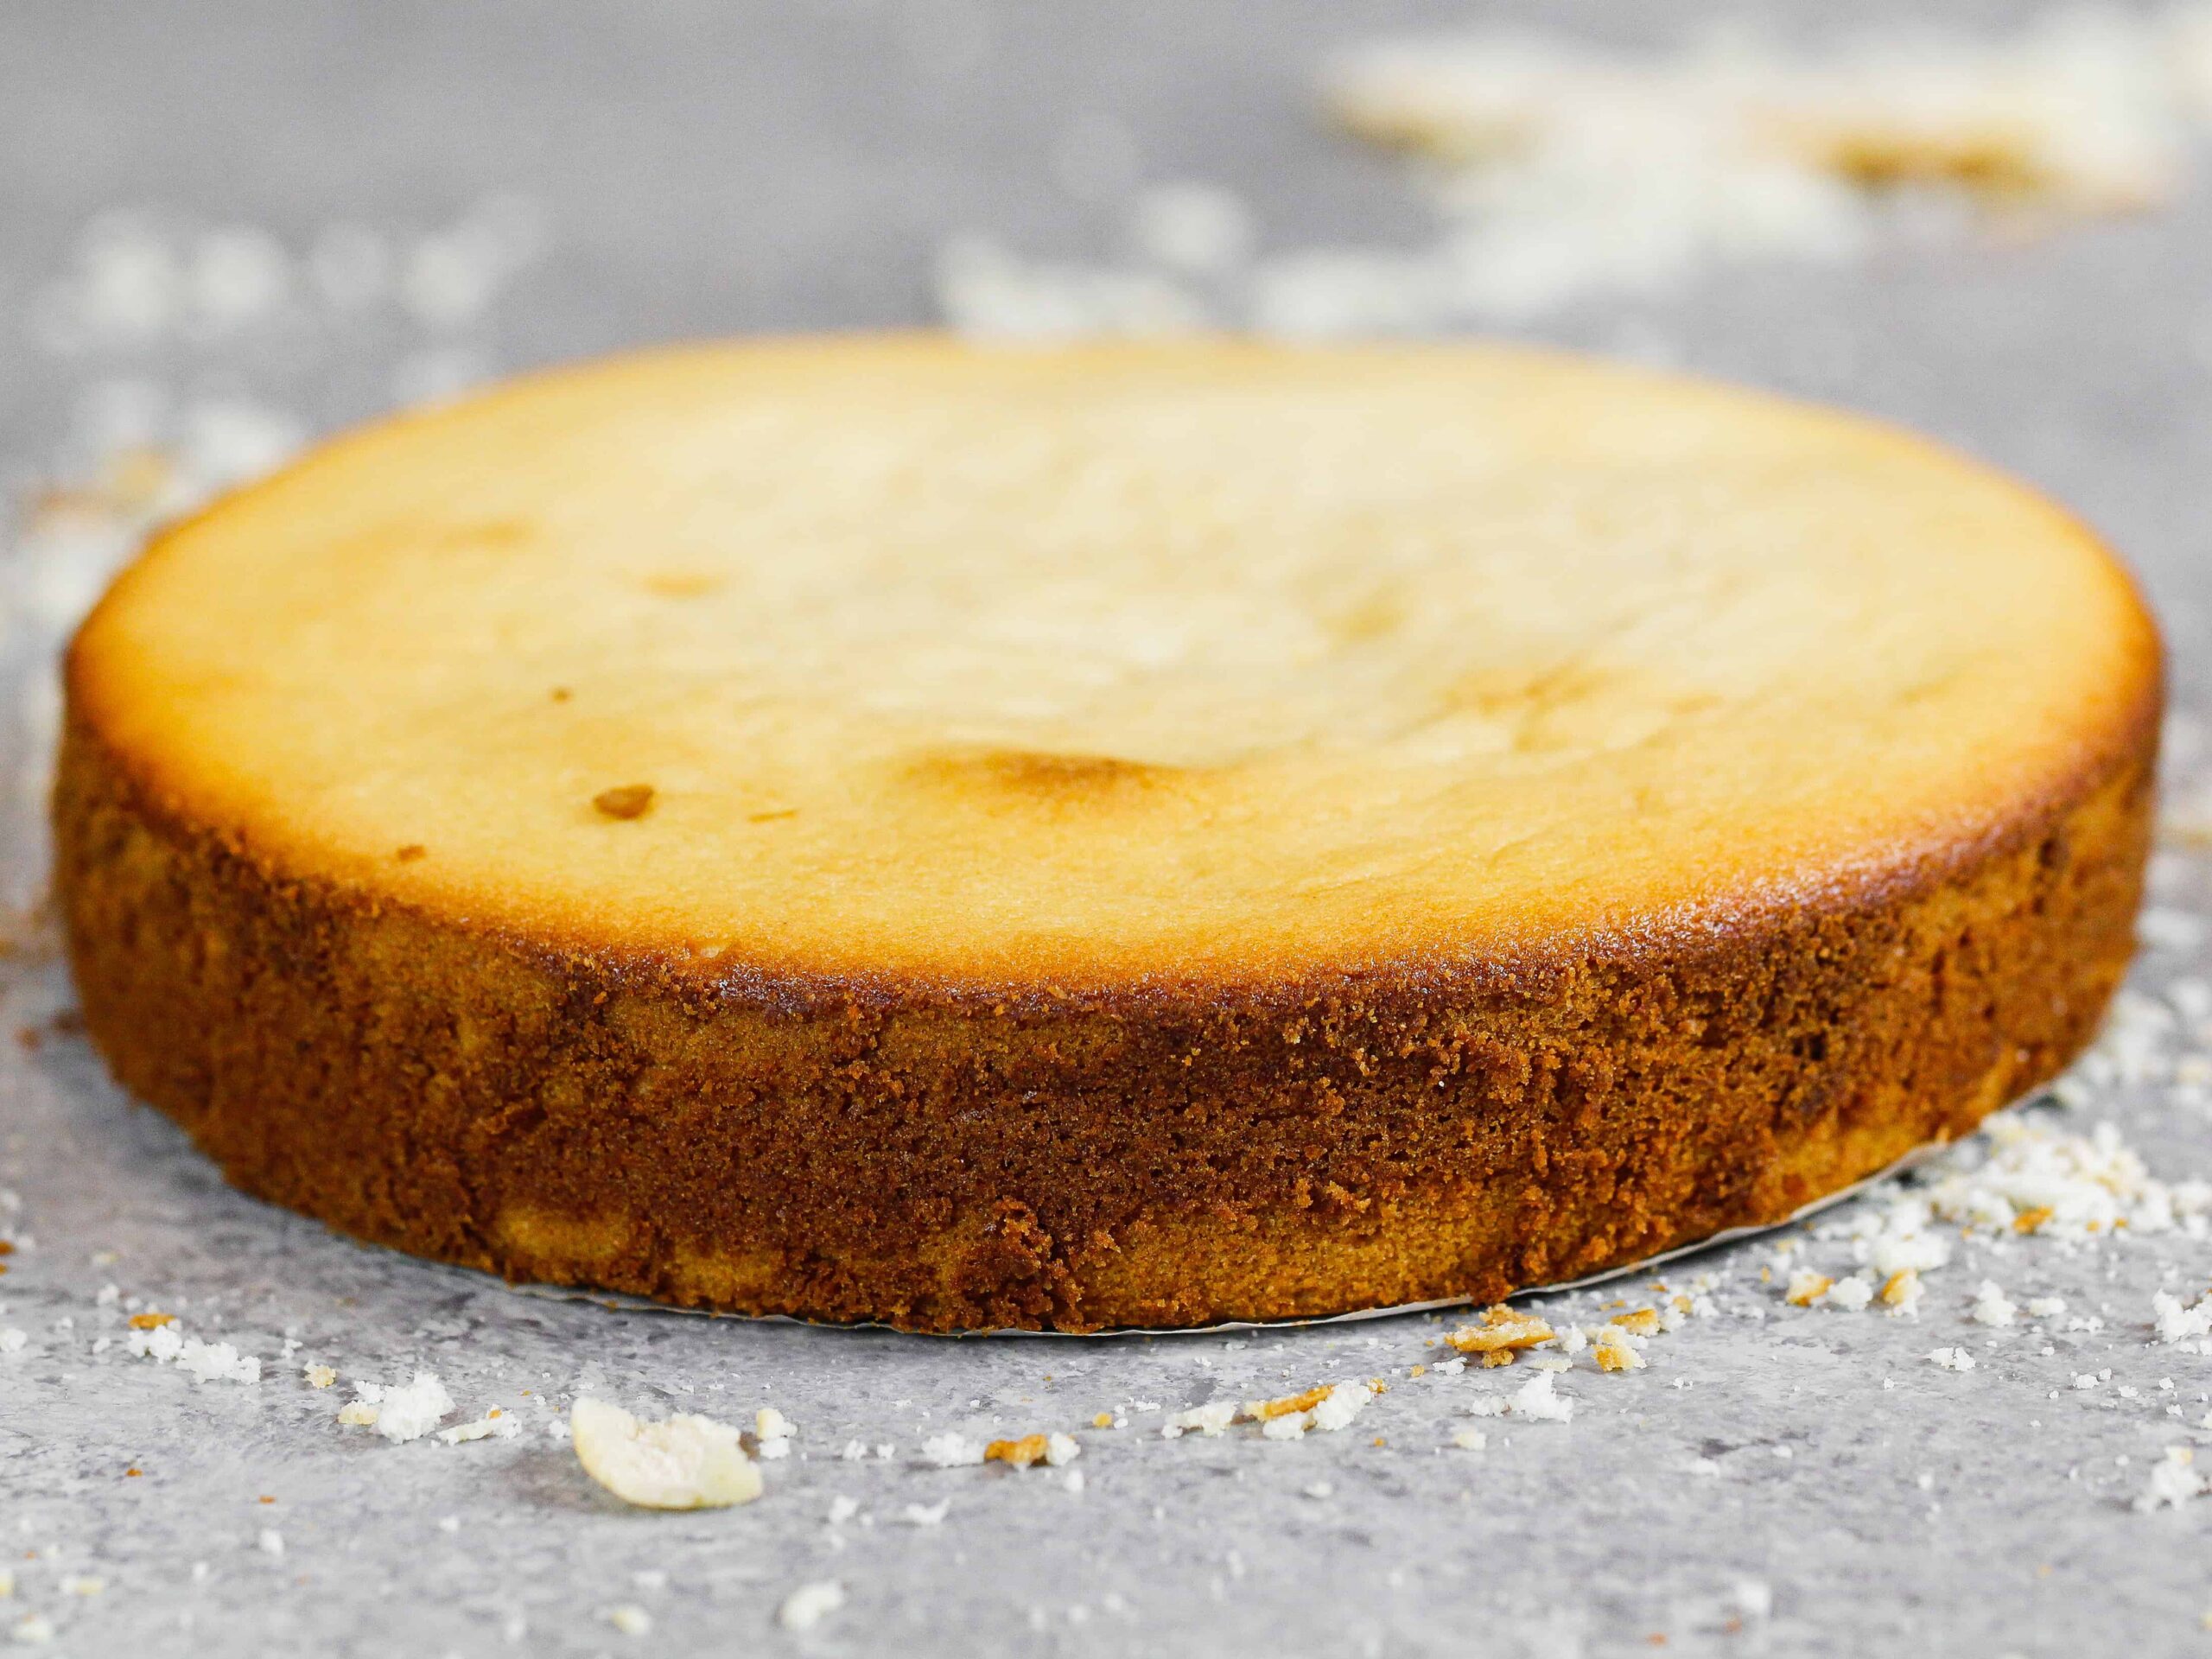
[53,687,2157,1332]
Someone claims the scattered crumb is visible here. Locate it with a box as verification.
[437,1408,521,1446]
[1592,1325,1647,1374]
[1826,1274,1875,1313]
[755,1406,796,1459]
[1785,1269,1835,1307]
[919,1433,988,1466]
[1161,1402,1236,1440]
[1444,1306,1556,1366]
[985,1433,1052,1468]
[1970,1281,2018,1328]
[2136,1446,2209,1510]
[569,1397,761,1510]
[778,1581,847,1632]
[2154,1287,2212,1344]
[338,1371,451,1442]
[1881,1268,1925,1318]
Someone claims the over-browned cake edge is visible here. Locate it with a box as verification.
[52,648,2159,1331]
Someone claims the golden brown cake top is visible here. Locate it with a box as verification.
[69,337,2158,989]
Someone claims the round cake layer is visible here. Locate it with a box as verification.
[55,338,2161,1330]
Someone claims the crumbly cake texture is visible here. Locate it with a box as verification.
[54,337,2161,1332]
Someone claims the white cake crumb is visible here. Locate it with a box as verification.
[919,1433,987,1466]
[1970,1281,2018,1327]
[607,1604,652,1637]
[176,1338,260,1385]
[1927,1347,1976,1372]
[2154,1288,2212,1344]
[340,1371,453,1442]
[437,1408,521,1445]
[1510,1371,1575,1423]
[569,1397,760,1510]
[1784,1269,1834,1307]
[1160,1402,1237,1440]
[1825,1274,1875,1313]
[778,1581,846,1631]
[755,1406,796,1459]
[2135,1446,2209,1510]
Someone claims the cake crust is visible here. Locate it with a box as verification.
[53,339,2163,1330]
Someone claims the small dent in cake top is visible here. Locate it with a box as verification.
[394,843,427,861]
[908,747,1186,807]
[441,518,535,551]
[641,571,723,598]
[593,784,656,821]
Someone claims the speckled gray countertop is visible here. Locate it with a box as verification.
[8,4,2212,1655]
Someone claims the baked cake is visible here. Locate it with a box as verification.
[54,338,2161,1332]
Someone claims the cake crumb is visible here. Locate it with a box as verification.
[1826,1274,1875,1313]
[778,1581,847,1631]
[2135,1446,2209,1510]
[754,1406,796,1459]
[1970,1281,2017,1327]
[920,1432,988,1466]
[1785,1269,1834,1306]
[1880,1268,1924,1318]
[1161,1402,1236,1440]
[985,1433,1052,1468]
[1592,1325,1647,1373]
[1444,1306,1555,1365]
[570,1397,760,1510]
[437,1408,521,1445]
[339,1371,452,1442]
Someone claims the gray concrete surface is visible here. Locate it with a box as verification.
[5,4,2212,1655]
